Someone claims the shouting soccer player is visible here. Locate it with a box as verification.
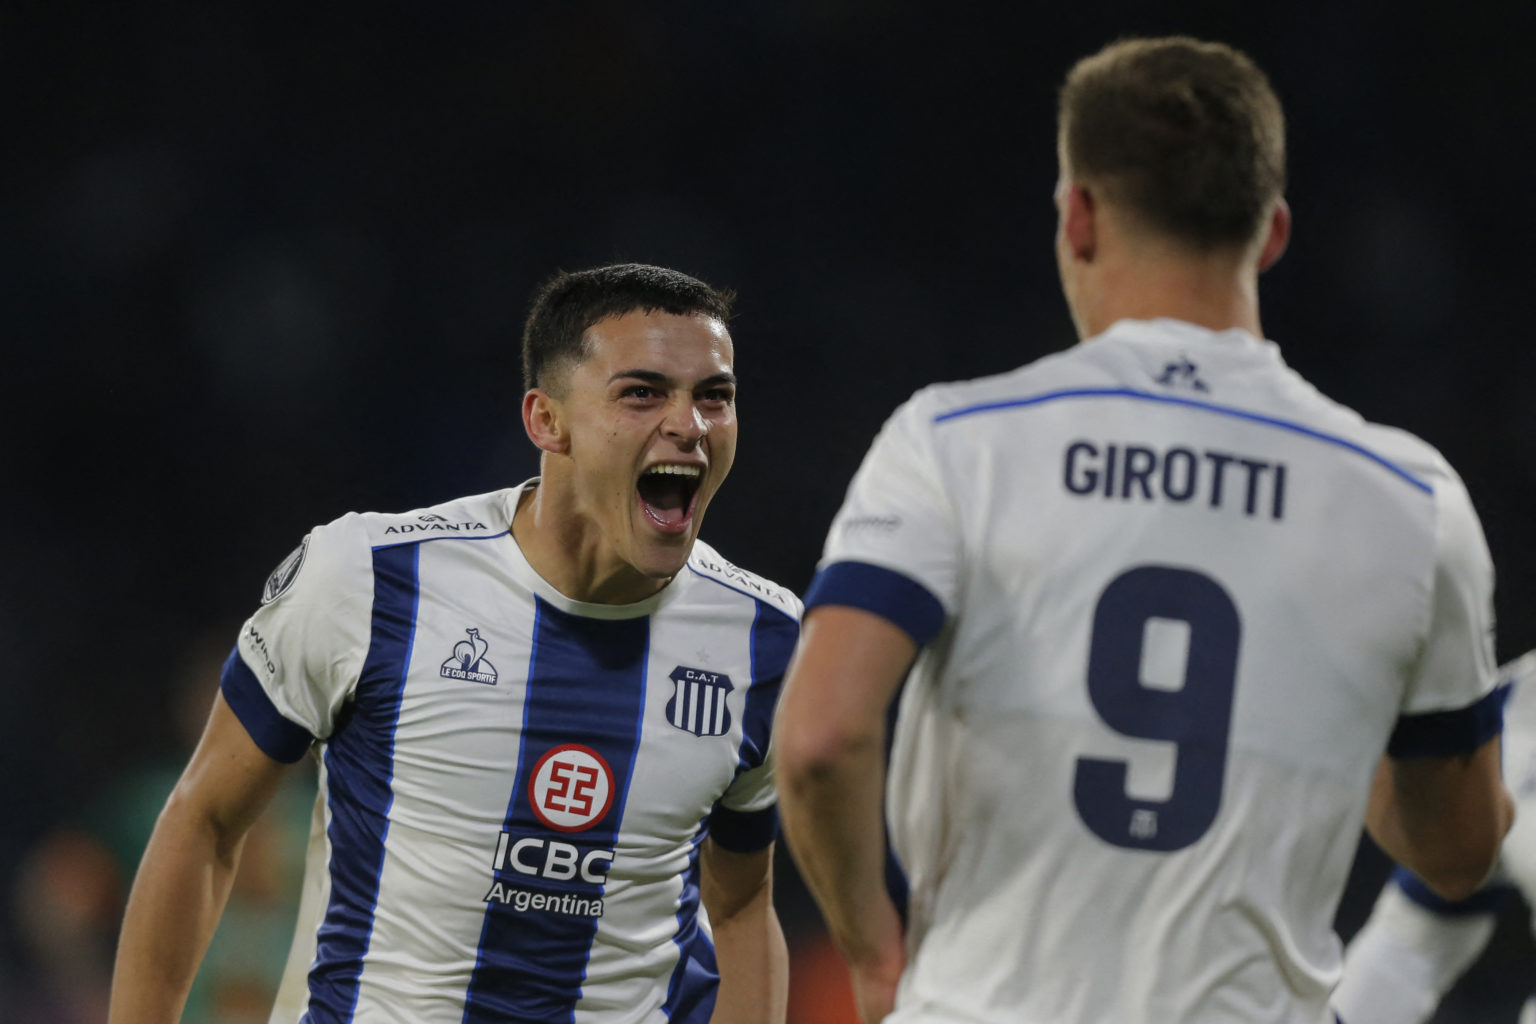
[776,37,1513,1024]
[109,264,796,1023]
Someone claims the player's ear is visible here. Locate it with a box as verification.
[1062,182,1097,262]
[1257,198,1291,272]
[522,388,570,455]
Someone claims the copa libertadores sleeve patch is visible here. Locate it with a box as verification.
[261,536,311,604]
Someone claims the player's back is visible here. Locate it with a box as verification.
[860,319,1493,1023]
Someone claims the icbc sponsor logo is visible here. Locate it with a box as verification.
[490,834,613,885]
[529,744,614,832]
[485,743,618,915]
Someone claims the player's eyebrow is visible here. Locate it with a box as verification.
[609,370,738,387]
[610,369,672,386]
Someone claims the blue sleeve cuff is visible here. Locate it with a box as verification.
[707,805,778,852]
[220,647,315,763]
[1388,682,1509,757]
[1391,865,1514,916]
[803,561,946,647]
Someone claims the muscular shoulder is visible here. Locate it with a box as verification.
[686,540,802,622]
[350,488,519,545]
[262,487,520,607]
[258,509,371,612]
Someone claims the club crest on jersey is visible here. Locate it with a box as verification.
[440,627,498,685]
[666,666,733,737]
[529,744,615,832]
[261,537,310,604]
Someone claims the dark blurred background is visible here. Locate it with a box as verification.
[4,1,1533,1020]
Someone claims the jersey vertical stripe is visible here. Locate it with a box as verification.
[659,818,715,1024]
[461,599,650,1023]
[306,542,422,1023]
[741,600,793,774]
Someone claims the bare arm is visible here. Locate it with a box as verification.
[774,606,914,1024]
[108,690,293,1023]
[702,838,787,1024]
[1364,737,1514,901]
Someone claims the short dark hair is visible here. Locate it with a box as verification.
[521,263,736,392]
[1059,36,1286,248]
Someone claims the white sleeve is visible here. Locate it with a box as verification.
[806,391,960,645]
[708,598,800,851]
[707,754,778,852]
[1331,878,1498,1024]
[1389,467,1500,756]
[222,513,374,760]
[716,609,794,815]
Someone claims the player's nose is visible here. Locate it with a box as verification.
[660,399,709,447]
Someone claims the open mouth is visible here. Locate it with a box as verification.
[636,464,703,534]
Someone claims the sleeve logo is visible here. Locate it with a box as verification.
[440,627,498,685]
[261,537,310,605]
[666,666,733,737]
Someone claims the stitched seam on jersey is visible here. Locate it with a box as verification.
[370,529,511,552]
[932,387,1433,494]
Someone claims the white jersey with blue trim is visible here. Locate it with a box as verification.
[805,318,1500,1024]
[1331,650,1536,1024]
[221,480,800,1024]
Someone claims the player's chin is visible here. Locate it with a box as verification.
[630,538,694,581]
[625,516,691,575]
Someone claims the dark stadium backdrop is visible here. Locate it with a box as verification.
[4,3,1532,1020]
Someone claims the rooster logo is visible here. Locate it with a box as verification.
[440,627,498,685]
[1152,354,1209,392]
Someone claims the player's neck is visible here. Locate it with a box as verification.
[1076,240,1264,341]
[511,481,669,605]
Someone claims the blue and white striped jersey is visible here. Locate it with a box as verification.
[806,318,1501,1024]
[221,481,800,1024]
